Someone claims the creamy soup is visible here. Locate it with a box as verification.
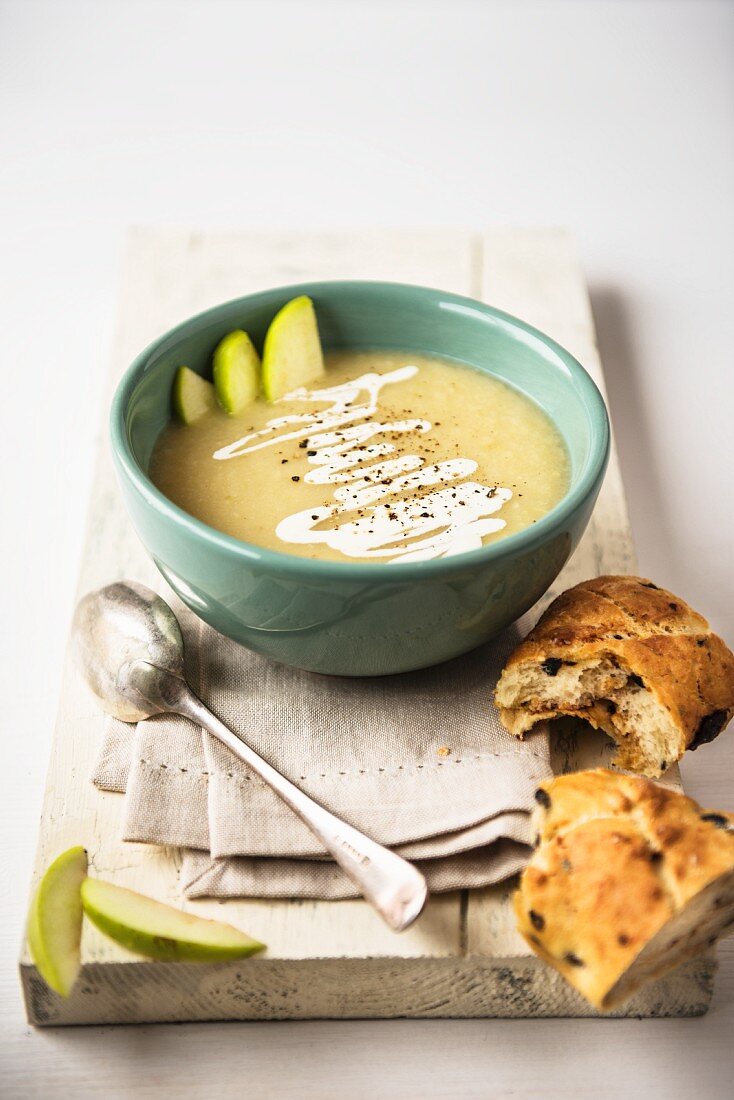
[150,351,570,564]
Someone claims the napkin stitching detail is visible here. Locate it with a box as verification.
[136,750,548,782]
[137,761,210,776]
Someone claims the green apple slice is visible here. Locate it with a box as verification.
[80,878,265,962]
[213,329,261,414]
[172,365,217,424]
[262,295,325,401]
[27,846,88,997]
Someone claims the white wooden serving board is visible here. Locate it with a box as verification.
[20,228,716,1025]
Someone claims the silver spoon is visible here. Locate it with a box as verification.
[72,581,428,932]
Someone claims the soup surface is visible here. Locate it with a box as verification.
[150,351,570,564]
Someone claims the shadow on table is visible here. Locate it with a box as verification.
[22,1011,728,1099]
[587,284,680,578]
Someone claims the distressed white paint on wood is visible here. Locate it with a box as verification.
[19,229,713,1025]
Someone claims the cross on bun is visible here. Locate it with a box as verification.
[495,575,734,777]
[514,769,734,1012]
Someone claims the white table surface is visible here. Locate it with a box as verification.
[1,1,732,1096]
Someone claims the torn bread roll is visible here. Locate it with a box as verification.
[495,575,734,777]
[514,769,734,1012]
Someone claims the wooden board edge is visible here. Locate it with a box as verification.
[21,951,716,1027]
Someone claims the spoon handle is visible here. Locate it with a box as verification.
[132,663,427,932]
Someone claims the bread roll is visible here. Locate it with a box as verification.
[495,575,734,777]
[514,769,734,1011]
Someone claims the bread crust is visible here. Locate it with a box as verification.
[514,769,734,1011]
[495,575,734,774]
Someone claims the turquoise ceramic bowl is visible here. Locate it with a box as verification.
[110,281,609,676]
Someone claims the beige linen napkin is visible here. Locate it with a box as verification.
[92,595,551,898]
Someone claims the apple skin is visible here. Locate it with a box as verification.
[213,329,261,414]
[172,365,217,424]
[262,295,325,401]
[27,846,88,997]
[81,878,265,962]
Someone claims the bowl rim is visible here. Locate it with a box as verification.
[110,279,610,579]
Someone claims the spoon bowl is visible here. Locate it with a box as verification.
[72,581,185,722]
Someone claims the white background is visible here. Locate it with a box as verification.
[1,0,733,1096]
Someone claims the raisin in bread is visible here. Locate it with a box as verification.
[494,575,734,777]
[514,769,734,1012]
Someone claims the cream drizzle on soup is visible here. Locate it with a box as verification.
[213,365,512,562]
[149,351,570,565]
